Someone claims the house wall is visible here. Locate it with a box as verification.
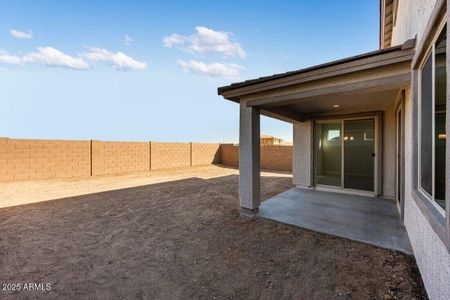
[391,0,438,46]
[390,1,450,299]
[403,85,450,299]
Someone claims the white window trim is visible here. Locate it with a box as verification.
[417,20,447,216]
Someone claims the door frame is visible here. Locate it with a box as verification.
[395,90,406,222]
[313,113,382,197]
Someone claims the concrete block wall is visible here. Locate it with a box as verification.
[0,138,292,181]
[150,142,191,169]
[0,138,90,181]
[220,144,292,171]
[192,143,221,166]
[91,141,150,176]
[260,145,292,171]
[220,144,239,167]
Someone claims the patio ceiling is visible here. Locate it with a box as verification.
[218,39,415,123]
[259,89,400,122]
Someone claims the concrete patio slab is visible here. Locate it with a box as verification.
[258,187,413,255]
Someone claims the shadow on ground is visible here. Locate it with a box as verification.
[0,174,426,299]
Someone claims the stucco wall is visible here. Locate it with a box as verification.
[293,121,312,186]
[383,104,396,198]
[391,0,438,46]
[403,86,450,300]
[392,2,450,298]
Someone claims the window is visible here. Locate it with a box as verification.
[419,24,447,212]
[420,54,433,196]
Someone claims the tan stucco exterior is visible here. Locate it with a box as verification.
[293,121,312,187]
[392,1,450,299]
[382,100,396,198]
[391,0,438,46]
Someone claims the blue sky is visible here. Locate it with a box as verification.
[0,1,379,142]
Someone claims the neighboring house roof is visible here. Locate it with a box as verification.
[217,38,415,99]
[261,134,275,139]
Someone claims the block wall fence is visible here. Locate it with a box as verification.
[220,144,293,171]
[0,138,292,182]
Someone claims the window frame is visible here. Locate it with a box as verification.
[417,21,447,216]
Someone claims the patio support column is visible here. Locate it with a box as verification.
[239,100,260,216]
[293,121,313,187]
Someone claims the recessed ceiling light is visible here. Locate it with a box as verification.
[332,104,340,108]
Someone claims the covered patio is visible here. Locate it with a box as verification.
[218,39,416,252]
[259,188,412,254]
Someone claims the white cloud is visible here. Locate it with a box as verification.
[10,29,34,40]
[164,26,246,58]
[0,46,147,72]
[0,50,23,65]
[177,60,244,80]
[23,47,90,70]
[163,34,185,48]
[84,47,147,71]
[124,35,134,46]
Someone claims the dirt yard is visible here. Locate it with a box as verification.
[0,165,426,299]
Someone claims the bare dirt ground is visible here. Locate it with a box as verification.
[0,165,426,299]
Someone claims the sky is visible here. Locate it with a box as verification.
[0,0,379,143]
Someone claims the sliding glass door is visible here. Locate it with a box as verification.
[315,122,342,187]
[343,119,375,191]
[315,118,375,192]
